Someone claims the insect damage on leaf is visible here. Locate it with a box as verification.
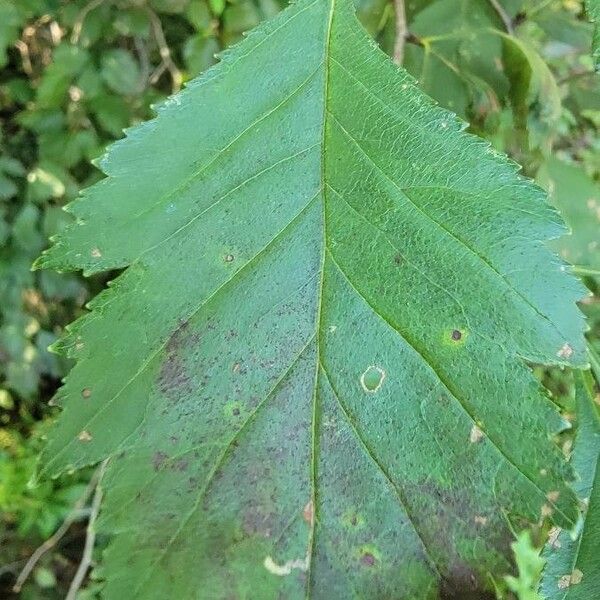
[36,0,587,598]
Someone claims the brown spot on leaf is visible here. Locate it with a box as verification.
[224,254,234,263]
[157,320,199,398]
[361,552,375,567]
[440,563,495,600]
[557,570,584,589]
[81,388,92,399]
[303,501,314,526]
[173,458,189,472]
[394,254,403,265]
[152,451,169,471]
[571,569,583,585]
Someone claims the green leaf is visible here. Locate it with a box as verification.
[504,531,545,600]
[403,0,509,119]
[183,34,220,76]
[101,49,142,96]
[37,0,586,597]
[540,372,600,599]
[501,33,561,151]
[537,157,600,272]
[0,0,22,68]
[585,0,600,71]
[209,0,226,17]
[36,45,90,109]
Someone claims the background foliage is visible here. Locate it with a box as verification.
[0,0,598,598]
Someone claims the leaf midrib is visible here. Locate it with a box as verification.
[305,0,336,594]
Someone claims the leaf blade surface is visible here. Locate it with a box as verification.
[37,0,587,597]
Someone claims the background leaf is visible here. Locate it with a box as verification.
[540,372,600,599]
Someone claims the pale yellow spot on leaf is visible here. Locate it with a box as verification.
[78,430,92,442]
[571,569,583,585]
[263,554,309,576]
[557,343,573,359]
[469,425,484,443]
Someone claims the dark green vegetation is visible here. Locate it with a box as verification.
[1,0,599,599]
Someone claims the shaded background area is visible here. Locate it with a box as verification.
[0,0,598,597]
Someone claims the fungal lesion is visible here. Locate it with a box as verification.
[360,365,386,393]
[224,401,243,418]
[342,508,365,529]
[357,544,380,568]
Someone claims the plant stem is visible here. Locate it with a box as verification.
[393,0,407,65]
[487,0,514,34]
[12,460,107,593]
[65,460,108,600]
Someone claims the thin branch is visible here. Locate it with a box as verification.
[146,7,183,93]
[487,0,514,34]
[134,36,151,94]
[71,0,107,44]
[66,460,109,600]
[12,461,107,593]
[393,0,407,65]
[557,69,596,85]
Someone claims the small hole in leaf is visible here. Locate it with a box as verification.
[451,329,462,341]
[224,254,235,263]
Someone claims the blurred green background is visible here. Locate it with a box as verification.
[0,0,598,597]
